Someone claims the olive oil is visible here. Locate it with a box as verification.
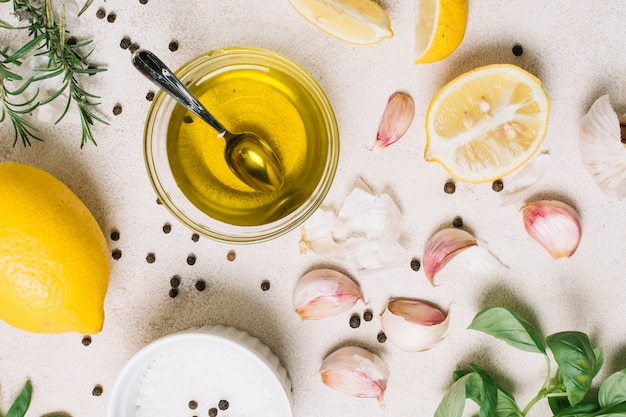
[167,64,329,226]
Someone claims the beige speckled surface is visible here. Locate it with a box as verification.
[1,1,626,417]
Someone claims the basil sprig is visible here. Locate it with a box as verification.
[435,307,626,417]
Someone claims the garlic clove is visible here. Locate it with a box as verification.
[372,92,415,151]
[293,269,362,320]
[579,95,626,200]
[423,228,478,285]
[521,200,582,259]
[320,346,389,403]
[380,299,450,352]
[500,152,550,207]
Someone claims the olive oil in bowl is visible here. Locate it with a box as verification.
[145,47,339,243]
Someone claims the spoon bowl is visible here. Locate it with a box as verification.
[132,50,284,193]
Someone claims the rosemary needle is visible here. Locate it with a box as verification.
[0,0,107,147]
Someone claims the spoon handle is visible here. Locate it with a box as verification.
[132,49,226,135]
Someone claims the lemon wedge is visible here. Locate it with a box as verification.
[424,64,550,183]
[415,0,468,64]
[287,0,393,45]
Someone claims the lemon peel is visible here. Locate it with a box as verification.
[415,0,468,64]
[287,0,393,45]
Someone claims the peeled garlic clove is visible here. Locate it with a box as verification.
[381,299,450,352]
[579,95,626,200]
[320,346,389,403]
[294,269,362,320]
[423,228,478,285]
[521,200,582,259]
[372,92,415,151]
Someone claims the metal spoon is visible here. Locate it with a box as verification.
[132,49,284,193]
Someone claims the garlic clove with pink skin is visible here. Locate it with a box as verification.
[293,269,362,320]
[371,92,415,151]
[423,228,477,285]
[320,346,389,403]
[381,299,450,352]
[521,200,582,259]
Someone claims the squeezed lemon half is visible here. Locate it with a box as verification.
[424,64,550,183]
[287,0,393,45]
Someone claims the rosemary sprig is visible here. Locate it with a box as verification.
[0,0,107,147]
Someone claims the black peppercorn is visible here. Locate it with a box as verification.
[512,44,524,56]
[410,258,421,271]
[120,37,131,49]
[452,216,463,228]
[208,408,218,417]
[377,331,387,343]
[66,37,77,46]
[92,385,103,396]
[195,280,206,292]
[218,400,229,410]
[444,181,456,194]
[169,288,179,298]
[363,309,373,322]
[129,43,140,54]
[96,8,105,19]
[226,251,236,261]
[492,179,504,192]
[106,12,116,23]
[112,104,122,116]
[183,115,193,124]
[349,314,361,329]
[170,276,181,288]
[82,336,92,346]
[191,233,200,242]
[111,249,122,260]
[168,41,179,52]
[187,254,196,265]
[139,0,148,4]
[260,280,270,291]
[110,230,120,241]
[162,223,172,234]
[146,253,156,264]
[189,400,198,410]
[146,91,155,101]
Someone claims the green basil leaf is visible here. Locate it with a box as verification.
[470,364,498,417]
[546,331,597,406]
[468,307,546,354]
[7,380,32,417]
[553,399,600,417]
[465,372,482,403]
[549,395,572,415]
[596,400,626,416]
[594,348,605,377]
[494,388,523,417]
[435,373,473,417]
[600,369,626,408]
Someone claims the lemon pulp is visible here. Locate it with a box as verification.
[167,64,329,226]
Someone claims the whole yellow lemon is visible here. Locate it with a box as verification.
[0,162,110,334]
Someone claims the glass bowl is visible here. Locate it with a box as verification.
[144,46,339,243]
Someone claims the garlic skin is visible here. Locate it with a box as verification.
[381,299,450,352]
[521,200,582,259]
[372,92,415,151]
[293,269,362,320]
[500,152,550,207]
[423,228,477,285]
[299,209,346,259]
[579,95,626,200]
[320,346,389,403]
